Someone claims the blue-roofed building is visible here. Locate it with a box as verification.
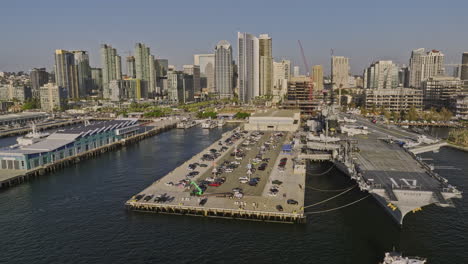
[0,119,140,170]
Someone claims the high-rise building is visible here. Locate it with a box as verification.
[155,59,169,96]
[149,54,156,96]
[194,54,215,93]
[331,56,350,89]
[237,32,259,103]
[272,60,290,100]
[167,69,182,102]
[312,65,324,91]
[134,43,156,96]
[126,56,136,78]
[30,68,49,98]
[293,66,300,77]
[461,52,468,81]
[409,48,445,88]
[363,60,398,89]
[40,83,67,112]
[214,40,233,98]
[399,66,410,87]
[54,49,79,99]
[155,59,169,77]
[90,68,103,95]
[183,65,201,94]
[72,50,92,97]
[422,76,464,109]
[258,34,273,96]
[100,44,122,95]
[109,79,148,101]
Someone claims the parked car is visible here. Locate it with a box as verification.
[287,199,298,205]
[276,205,284,212]
[199,198,208,206]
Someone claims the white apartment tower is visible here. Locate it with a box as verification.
[364,60,399,89]
[100,44,122,95]
[272,60,290,98]
[409,48,445,88]
[237,32,259,103]
[331,56,350,89]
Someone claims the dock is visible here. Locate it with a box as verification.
[126,128,306,224]
[0,119,177,189]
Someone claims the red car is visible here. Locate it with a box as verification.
[208,182,222,187]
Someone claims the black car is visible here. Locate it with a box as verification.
[248,180,258,186]
[287,199,298,205]
[276,205,284,212]
[199,198,208,206]
[143,195,153,201]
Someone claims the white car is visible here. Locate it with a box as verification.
[205,177,216,182]
[231,161,240,165]
[239,176,249,181]
[239,179,249,184]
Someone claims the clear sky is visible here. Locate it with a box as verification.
[1,0,467,75]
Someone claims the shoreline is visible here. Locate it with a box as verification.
[446,142,468,152]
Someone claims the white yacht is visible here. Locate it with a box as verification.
[381,252,426,264]
[201,120,217,129]
[177,120,197,129]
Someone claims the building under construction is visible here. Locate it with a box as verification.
[282,76,323,116]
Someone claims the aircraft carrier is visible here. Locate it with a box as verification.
[304,108,462,225]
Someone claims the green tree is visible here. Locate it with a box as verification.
[407,106,419,121]
[234,112,251,119]
[360,106,367,115]
[22,98,40,110]
[439,107,453,122]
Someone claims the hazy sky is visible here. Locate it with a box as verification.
[1,0,467,75]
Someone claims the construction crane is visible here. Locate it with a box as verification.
[298,40,314,101]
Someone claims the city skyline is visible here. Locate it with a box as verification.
[1,0,468,74]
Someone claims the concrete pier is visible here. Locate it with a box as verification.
[126,129,306,224]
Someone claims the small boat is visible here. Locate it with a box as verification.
[380,251,426,264]
[177,120,197,129]
[201,120,217,129]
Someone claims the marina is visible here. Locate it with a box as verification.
[0,120,466,263]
